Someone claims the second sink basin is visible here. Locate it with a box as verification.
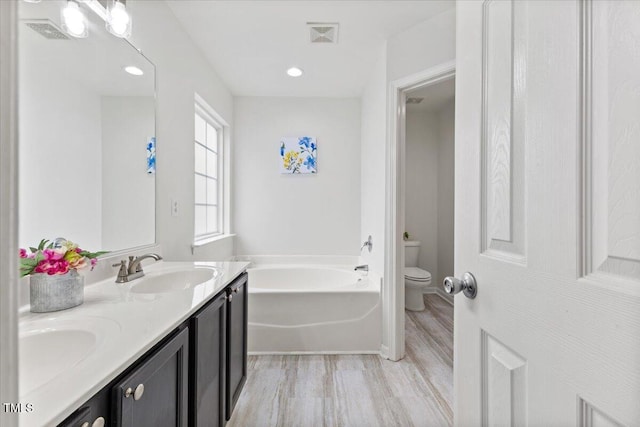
[129,268,218,294]
[19,317,120,396]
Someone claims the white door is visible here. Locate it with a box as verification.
[454,0,640,425]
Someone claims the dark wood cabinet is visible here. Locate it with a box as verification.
[112,327,189,427]
[225,273,248,419]
[58,382,110,426]
[190,291,227,427]
[57,273,248,427]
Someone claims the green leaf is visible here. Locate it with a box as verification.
[80,250,109,259]
[29,247,38,253]
[20,258,38,267]
[37,239,49,251]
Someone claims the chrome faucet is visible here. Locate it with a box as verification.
[113,253,163,283]
[361,235,373,253]
[354,265,369,272]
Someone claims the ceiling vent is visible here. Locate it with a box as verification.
[307,22,339,44]
[23,19,69,40]
[406,97,424,105]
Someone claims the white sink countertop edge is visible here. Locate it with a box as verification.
[18,260,249,427]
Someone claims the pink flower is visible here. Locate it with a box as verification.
[34,259,70,275]
[42,248,64,261]
[19,248,28,258]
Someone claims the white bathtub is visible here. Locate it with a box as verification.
[247,265,381,354]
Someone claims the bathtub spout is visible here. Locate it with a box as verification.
[354,265,369,272]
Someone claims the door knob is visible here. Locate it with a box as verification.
[443,272,477,299]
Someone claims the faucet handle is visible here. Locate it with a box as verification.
[112,260,128,283]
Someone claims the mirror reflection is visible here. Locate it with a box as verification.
[18,0,156,252]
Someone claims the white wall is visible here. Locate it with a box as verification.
[386,8,456,83]
[234,97,361,255]
[101,96,155,251]
[360,45,388,274]
[18,55,103,250]
[437,100,455,289]
[405,109,440,282]
[404,100,455,294]
[128,0,235,261]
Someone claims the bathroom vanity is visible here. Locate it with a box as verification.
[18,262,248,427]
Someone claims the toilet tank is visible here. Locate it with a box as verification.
[404,240,421,267]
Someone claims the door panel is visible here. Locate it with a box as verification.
[585,0,640,283]
[456,0,640,425]
[481,0,526,262]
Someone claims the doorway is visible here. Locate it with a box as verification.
[384,61,455,362]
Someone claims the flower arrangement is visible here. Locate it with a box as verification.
[19,238,107,277]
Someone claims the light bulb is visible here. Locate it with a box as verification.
[124,66,144,76]
[287,67,303,77]
[106,1,132,38]
[61,1,88,38]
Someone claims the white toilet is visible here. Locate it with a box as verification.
[404,240,432,311]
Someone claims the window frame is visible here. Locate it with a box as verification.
[193,99,225,242]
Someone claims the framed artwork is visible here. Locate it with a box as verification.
[280,136,317,174]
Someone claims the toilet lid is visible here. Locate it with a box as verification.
[404,267,431,281]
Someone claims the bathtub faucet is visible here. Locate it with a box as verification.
[354,265,369,272]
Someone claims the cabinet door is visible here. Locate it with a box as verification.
[191,292,226,427]
[225,273,248,419]
[112,327,189,427]
[58,386,110,427]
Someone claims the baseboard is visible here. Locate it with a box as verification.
[249,350,382,356]
[435,289,454,305]
[379,344,390,359]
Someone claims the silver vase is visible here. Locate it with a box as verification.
[30,270,84,313]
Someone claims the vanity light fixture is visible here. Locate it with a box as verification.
[61,0,88,38]
[124,65,144,76]
[106,0,132,39]
[22,0,43,3]
[286,67,304,77]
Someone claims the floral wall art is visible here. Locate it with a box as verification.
[280,136,317,174]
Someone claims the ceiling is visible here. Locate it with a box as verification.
[406,77,455,112]
[165,1,455,97]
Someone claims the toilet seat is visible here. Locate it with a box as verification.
[404,267,431,282]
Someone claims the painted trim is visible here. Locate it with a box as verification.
[0,1,19,425]
[385,60,456,361]
[249,350,381,356]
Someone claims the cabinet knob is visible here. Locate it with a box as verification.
[134,383,145,401]
[92,417,105,427]
[81,423,89,427]
[124,387,133,398]
[233,288,239,294]
[227,294,233,302]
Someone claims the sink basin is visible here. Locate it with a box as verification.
[19,317,120,396]
[130,268,217,294]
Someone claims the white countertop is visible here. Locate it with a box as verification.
[18,261,249,427]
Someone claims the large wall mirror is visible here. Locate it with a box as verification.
[18,0,156,253]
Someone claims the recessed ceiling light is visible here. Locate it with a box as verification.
[124,66,144,76]
[286,67,303,77]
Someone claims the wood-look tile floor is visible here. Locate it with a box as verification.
[228,294,453,427]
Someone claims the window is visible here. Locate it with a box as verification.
[194,102,223,239]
